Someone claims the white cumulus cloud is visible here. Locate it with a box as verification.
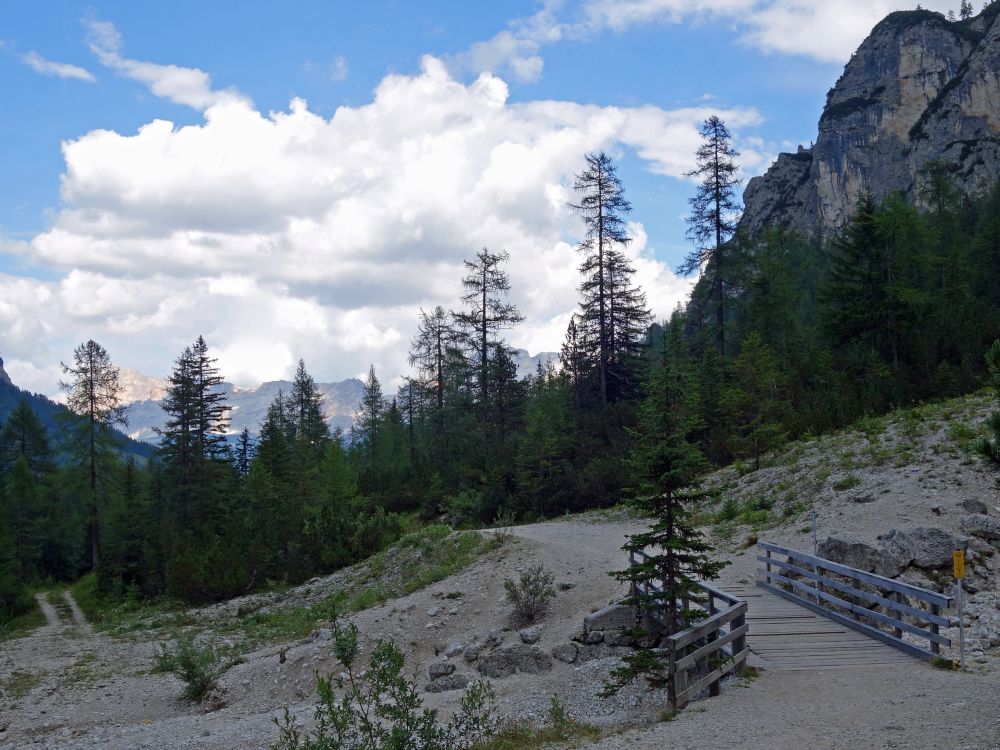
[6,49,762,397]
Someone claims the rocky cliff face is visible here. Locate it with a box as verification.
[0,356,11,387]
[741,4,1000,238]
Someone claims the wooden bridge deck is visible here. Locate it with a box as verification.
[722,581,916,671]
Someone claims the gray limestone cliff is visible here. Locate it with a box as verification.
[740,4,1000,238]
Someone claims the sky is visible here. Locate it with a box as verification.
[0,0,957,397]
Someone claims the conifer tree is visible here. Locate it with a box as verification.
[357,365,385,469]
[409,306,454,443]
[453,248,523,418]
[960,0,973,20]
[606,321,725,703]
[680,116,742,358]
[560,314,587,410]
[721,333,789,470]
[59,339,127,570]
[570,151,632,407]
[235,427,254,479]
[977,340,1000,473]
[3,456,43,581]
[289,359,328,451]
[0,400,54,477]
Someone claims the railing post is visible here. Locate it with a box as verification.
[893,592,904,639]
[668,638,680,710]
[765,548,772,582]
[707,625,721,698]
[733,605,747,675]
[930,604,941,655]
[851,575,862,621]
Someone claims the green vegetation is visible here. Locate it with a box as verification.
[1,669,44,700]
[153,631,240,702]
[503,564,556,625]
[472,696,603,750]
[273,618,502,750]
[832,475,861,492]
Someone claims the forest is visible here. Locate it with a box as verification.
[2,119,1000,619]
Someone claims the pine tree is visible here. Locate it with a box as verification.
[977,340,1000,472]
[721,333,789,470]
[606,321,725,703]
[453,248,523,418]
[59,339,128,570]
[289,359,328,451]
[3,456,43,581]
[560,314,587,410]
[0,400,54,478]
[357,365,385,469]
[959,1,973,20]
[570,151,632,408]
[680,116,742,358]
[409,306,454,444]
[235,427,254,479]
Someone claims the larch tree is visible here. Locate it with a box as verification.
[570,151,632,408]
[680,116,742,358]
[453,248,523,418]
[59,339,127,570]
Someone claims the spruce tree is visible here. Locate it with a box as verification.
[0,400,54,477]
[680,116,742,358]
[409,306,454,444]
[977,339,1000,473]
[605,320,725,702]
[570,151,631,407]
[721,333,789,470]
[59,339,127,570]
[453,248,523,418]
[289,359,328,451]
[357,365,385,469]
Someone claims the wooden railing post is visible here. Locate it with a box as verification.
[930,604,941,655]
[893,592,904,639]
[733,606,747,675]
[707,626,721,697]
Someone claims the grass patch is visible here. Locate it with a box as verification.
[0,598,45,641]
[70,573,196,636]
[472,696,603,750]
[832,474,861,492]
[1,670,44,699]
[215,525,505,649]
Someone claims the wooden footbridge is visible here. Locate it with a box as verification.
[632,541,955,706]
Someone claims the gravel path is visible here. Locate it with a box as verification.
[1,515,997,749]
[34,592,63,630]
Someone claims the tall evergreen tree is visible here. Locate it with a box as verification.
[606,320,725,703]
[59,339,127,570]
[289,359,328,450]
[977,339,1000,473]
[453,248,523,417]
[570,151,632,407]
[680,116,742,357]
[409,306,454,444]
[356,365,385,469]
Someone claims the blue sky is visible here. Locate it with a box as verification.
[0,1,949,398]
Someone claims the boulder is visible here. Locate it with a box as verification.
[909,527,966,569]
[428,662,455,679]
[818,535,883,572]
[961,514,1000,542]
[476,645,552,678]
[551,643,578,664]
[444,641,464,658]
[575,643,631,663]
[877,529,915,577]
[584,604,637,633]
[603,629,636,647]
[424,673,471,693]
[961,497,989,515]
[518,627,540,645]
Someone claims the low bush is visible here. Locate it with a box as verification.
[503,564,556,625]
[154,631,236,702]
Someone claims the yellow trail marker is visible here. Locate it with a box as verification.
[953,549,965,580]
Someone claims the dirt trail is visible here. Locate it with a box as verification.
[61,591,92,633]
[34,592,63,629]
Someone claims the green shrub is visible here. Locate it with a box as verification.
[154,631,235,702]
[273,618,501,749]
[832,475,861,492]
[715,497,739,523]
[504,565,556,625]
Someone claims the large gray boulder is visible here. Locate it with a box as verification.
[961,514,1000,542]
[961,497,989,515]
[424,673,471,693]
[818,535,883,572]
[476,645,552,678]
[909,527,965,569]
[877,529,916,577]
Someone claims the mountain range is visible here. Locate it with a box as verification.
[119,349,559,444]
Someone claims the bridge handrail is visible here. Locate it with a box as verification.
[629,549,749,708]
[757,541,954,661]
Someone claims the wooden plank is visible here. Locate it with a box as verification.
[759,569,951,646]
[668,602,747,650]
[757,541,952,608]
[757,580,939,661]
[674,623,749,671]
[676,648,749,705]
[756,555,950,626]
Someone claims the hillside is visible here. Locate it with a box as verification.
[1,390,997,749]
[0,358,154,459]
[741,2,1000,237]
